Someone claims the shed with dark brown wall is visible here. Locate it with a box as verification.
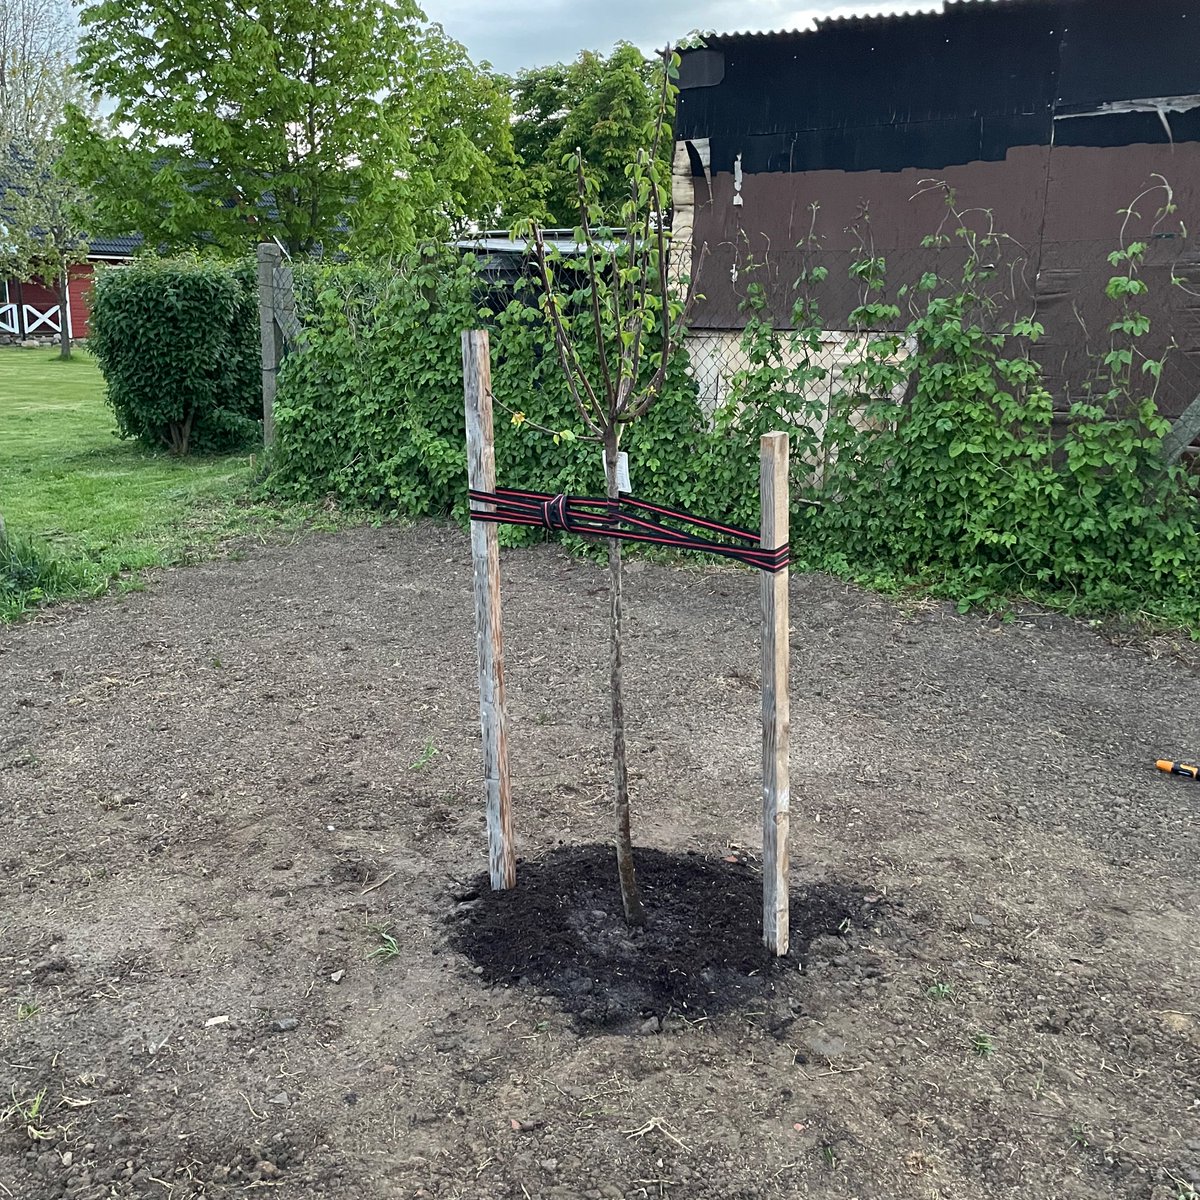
[675,0,1200,418]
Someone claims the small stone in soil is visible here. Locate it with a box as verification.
[639,1016,661,1035]
[804,1031,848,1059]
[330,970,345,983]
[270,1018,299,1033]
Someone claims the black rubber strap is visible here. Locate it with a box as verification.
[468,486,789,573]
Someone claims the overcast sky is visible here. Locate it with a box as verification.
[420,0,944,73]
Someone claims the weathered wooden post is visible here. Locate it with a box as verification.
[257,242,284,447]
[1163,391,1200,466]
[462,330,517,890]
[760,431,790,955]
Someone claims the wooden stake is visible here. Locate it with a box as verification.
[760,431,790,955]
[462,330,516,890]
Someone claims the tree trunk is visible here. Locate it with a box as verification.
[604,432,645,927]
[56,262,71,361]
[179,406,195,457]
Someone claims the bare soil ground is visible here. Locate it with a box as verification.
[0,522,1197,1200]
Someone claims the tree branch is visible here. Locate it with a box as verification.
[576,155,616,417]
[530,224,606,436]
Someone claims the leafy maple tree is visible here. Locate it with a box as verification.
[63,0,512,256]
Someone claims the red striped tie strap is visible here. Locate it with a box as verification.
[468,486,790,573]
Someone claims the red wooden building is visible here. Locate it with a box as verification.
[1,235,140,341]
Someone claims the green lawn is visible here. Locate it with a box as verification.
[0,348,322,618]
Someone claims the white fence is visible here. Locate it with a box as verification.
[23,303,61,334]
[0,300,69,339]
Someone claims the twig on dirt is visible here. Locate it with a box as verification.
[239,1092,266,1120]
[771,1162,801,1179]
[361,872,397,896]
[0,1178,13,1197]
[632,1178,678,1196]
[622,1115,689,1152]
[796,1066,865,1080]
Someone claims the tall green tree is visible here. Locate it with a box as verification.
[502,43,670,226]
[62,0,512,256]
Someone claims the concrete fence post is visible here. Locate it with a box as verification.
[257,243,284,447]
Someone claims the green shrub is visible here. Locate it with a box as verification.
[267,223,1200,632]
[269,250,711,533]
[0,528,96,619]
[722,214,1200,627]
[89,255,261,455]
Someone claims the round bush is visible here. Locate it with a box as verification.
[88,255,261,454]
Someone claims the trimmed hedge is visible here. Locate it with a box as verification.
[89,256,261,454]
[269,253,724,535]
[267,243,1200,630]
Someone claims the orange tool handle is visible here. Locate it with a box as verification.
[1156,759,1200,779]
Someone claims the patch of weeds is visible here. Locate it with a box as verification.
[2,1086,52,1141]
[366,923,401,964]
[1070,1124,1091,1149]
[408,738,439,771]
[819,1143,839,1169]
[16,999,39,1021]
[925,980,954,1001]
[0,529,99,620]
[972,1032,996,1059]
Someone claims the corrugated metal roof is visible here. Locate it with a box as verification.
[88,235,141,259]
[702,0,1045,43]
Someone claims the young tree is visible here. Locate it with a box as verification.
[0,0,78,149]
[1,0,92,358]
[63,0,512,256]
[502,44,668,226]
[3,137,93,359]
[524,48,705,925]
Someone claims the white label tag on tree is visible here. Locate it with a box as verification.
[604,450,632,493]
[617,452,631,493]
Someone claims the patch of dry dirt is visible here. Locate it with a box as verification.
[0,521,1197,1200]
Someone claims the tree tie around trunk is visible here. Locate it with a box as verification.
[468,486,790,573]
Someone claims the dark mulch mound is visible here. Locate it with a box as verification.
[447,843,872,1028]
